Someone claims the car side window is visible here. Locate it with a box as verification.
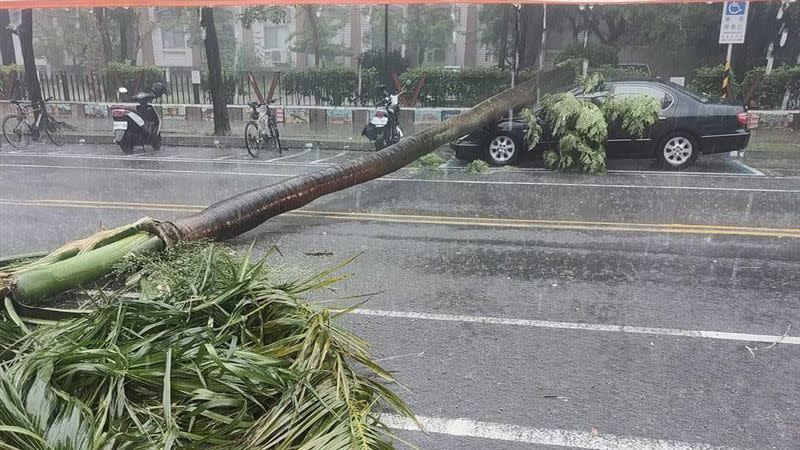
[612,85,674,110]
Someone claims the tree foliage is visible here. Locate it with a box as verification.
[0,243,415,449]
[239,6,286,29]
[403,5,455,65]
[290,5,351,67]
[554,42,618,68]
[522,75,660,175]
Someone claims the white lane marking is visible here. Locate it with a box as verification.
[263,149,310,162]
[0,151,783,179]
[0,163,295,178]
[1,162,797,194]
[383,414,736,450]
[385,177,800,194]
[310,151,347,164]
[730,159,766,176]
[0,151,339,168]
[349,308,800,345]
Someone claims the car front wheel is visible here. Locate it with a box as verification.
[658,132,699,170]
[485,134,520,166]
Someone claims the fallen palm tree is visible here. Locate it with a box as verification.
[0,67,577,308]
[0,69,572,449]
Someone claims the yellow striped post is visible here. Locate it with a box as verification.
[721,43,733,99]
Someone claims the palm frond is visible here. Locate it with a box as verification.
[1,243,415,449]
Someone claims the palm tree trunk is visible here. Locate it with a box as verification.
[201,7,230,136]
[159,76,540,242]
[19,10,42,120]
[3,69,579,306]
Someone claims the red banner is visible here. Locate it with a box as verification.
[0,0,772,10]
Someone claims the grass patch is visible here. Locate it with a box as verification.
[747,129,800,153]
[465,159,491,174]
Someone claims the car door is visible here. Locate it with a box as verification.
[606,83,678,157]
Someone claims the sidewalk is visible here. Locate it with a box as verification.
[61,116,374,151]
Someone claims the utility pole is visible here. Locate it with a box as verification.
[579,5,592,77]
[537,5,547,102]
[384,4,390,86]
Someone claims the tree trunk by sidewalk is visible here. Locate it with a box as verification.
[116,8,139,64]
[93,7,114,67]
[19,10,42,119]
[0,10,16,65]
[497,6,510,70]
[304,6,321,67]
[200,7,230,136]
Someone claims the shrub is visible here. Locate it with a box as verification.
[742,65,800,109]
[282,67,380,106]
[102,62,164,93]
[399,66,539,107]
[688,64,740,100]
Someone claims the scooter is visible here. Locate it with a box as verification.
[362,86,403,150]
[110,82,167,154]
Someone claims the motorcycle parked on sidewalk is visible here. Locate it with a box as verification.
[362,86,403,150]
[110,82,167,154]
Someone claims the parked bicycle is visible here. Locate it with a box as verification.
[2,97,65,149]
[244,98,282,158]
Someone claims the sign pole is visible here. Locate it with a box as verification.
[722,43,733,99]
[718,1,749,100]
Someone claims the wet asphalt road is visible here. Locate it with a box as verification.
[1,143,799,449]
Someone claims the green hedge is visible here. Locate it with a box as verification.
[101,62,164,93]
[741,65,800,109]
[399,67,538,107]
[689,64,800,108]
[687,64,741,99]
[281,68,380,106]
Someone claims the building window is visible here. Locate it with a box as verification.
[263,24,290,50]
[157,9,186,50]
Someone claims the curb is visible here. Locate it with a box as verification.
[63,134,373,151]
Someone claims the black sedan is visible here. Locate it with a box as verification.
[450,79,750,170]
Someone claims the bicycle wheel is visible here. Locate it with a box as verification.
[2,114,32,149]
[245,121,260,158]
[269,121,282,155]
[44,115,65,146]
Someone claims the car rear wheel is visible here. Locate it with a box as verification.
[485,134,520,166]
[658,132,699,171]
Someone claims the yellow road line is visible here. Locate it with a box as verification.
[1,198,799,238]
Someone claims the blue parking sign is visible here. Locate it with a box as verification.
[726,1,746,16]
[719,1,749,44]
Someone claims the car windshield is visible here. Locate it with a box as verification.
[2,2,799,450]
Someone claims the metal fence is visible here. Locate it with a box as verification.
[2,69,374,107]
